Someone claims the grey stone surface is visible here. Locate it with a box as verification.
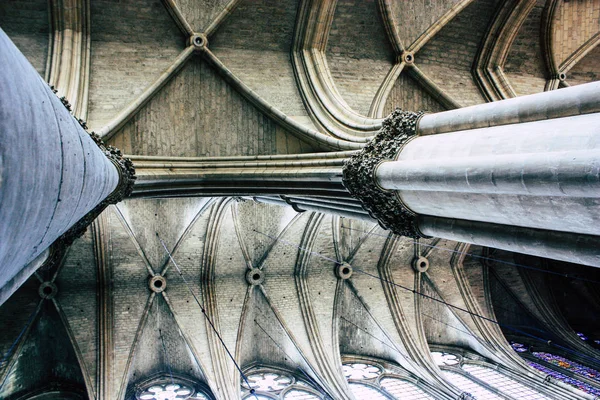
[0,29,118,298]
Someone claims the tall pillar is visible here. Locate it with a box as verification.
[0,29,135,304]
[343,82,600,267]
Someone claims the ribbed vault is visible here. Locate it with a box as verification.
[1,0,599,399]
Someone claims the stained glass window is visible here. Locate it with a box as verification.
[510,342,600,396]
[245,372,294,392]
[431,352,459,366]
[531,352,600,382]
[526,360,600,397]
[510,342,529,353]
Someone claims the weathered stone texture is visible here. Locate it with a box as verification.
[389,236,422,340]
[87,0,185,130]
[0,303,87,400]
[344,233,410,366]
[55,232,99,396]
[308,215,341,358]
[159,206,217,381]
[384,73,447,115]
[391,0,464,47]
[326,0,395,115]
[339,280,398,362]
[504,0,547,96]
[210,0,318,128]
[417,0,501,106]
[260,214,317,362]
[109,58,313,156]
[461,247,493,320]
[209,0,298,52]
[240,288,310,373]
[176,0,231,32]
[419,276,474,351]
[116,198,209,269]
[205,207,248,375]
[0,0,49,77]
[211,49,317,128]
[552,0,600,66]
[568,44,600,86]
[425,240,486,350]
[126,295,206,395]
[107,206,154,400]
[235,201,298,269]
[0,278,39,370]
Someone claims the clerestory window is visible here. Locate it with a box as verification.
[432,351,549,400]
[510,342,600,396]
[342,361,434,400]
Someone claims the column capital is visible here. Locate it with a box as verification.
[342,109,425,237]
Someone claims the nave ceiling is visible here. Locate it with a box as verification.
[1,0,600,398]
[1,198,599,399]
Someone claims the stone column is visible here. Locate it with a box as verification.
[0,29,134,304]
[343,82,600,267]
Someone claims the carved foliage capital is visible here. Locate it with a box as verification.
[342,109,424,237]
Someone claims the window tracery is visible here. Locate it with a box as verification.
[138,383,193,400]
[240,369,323,399]
[431,351,549,400]
[135,379,212,400]
[342,361,434,399]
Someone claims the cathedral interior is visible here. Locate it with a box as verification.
[1,0,600,399]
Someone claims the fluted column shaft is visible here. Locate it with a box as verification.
[0,29,120,300]
[369,82,600,267]
[376,112,600,236]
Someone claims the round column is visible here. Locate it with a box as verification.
[0,29,122,299]
[376,113,600,236]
